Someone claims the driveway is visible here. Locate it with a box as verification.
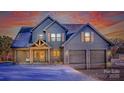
[0,64,95,81]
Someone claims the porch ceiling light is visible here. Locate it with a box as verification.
[39,34,43,39]
[39,34,43,37]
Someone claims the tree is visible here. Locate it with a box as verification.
[0,36,13,61]
[110,38,124,58]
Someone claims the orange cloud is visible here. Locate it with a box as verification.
[0,11,124,38]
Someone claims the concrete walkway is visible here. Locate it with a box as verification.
[0,64,96,81]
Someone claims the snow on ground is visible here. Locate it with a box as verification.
[0,63,95,81]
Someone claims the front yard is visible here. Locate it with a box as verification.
[0,63,95,81]
[1,62,124,81]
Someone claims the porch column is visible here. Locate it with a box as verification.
[48,48,50,64]
[29,48,33,64]
[14,49,16,62]
[86,50,90,69]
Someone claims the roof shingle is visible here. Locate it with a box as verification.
[11,27,33,48]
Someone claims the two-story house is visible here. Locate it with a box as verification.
[11,16,112,69]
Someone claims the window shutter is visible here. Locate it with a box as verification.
[48,33,50,42]
[91,32,94,42]
[81,32,84,42]
[62,33,65,42]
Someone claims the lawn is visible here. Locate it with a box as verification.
[0,63,95,81]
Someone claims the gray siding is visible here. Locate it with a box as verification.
[65,27,109,50]
[32,18,53,42]
[46,22,66,48]
[64,26,110,64]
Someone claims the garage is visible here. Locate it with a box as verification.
[90,50,106,69]
[68,50,106,69]
[69,50,86,68]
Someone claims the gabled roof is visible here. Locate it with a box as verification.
[43,20,68,33]
[31,16,54,32]
[11,27,33,48]
[30,39,51,48]
[63,23,113,46]
[43,21,55,31]
[86,23,113,45]
[11,15,113,48]
[63,24,83,32]
[66,32,75,40]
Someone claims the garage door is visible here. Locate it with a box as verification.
[69,50,86,64]
[90,50,106,69]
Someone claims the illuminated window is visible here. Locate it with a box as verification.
[51,34,56,41]
[53,50,60,57]
[38,34,43,39]
[84,32,91,42]
[51,33,61,41]
[56,33,61,41]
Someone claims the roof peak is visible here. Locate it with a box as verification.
[63,23,113,46]
[31,15,55,31]
[43,20,68,32]
[44,15,54,20]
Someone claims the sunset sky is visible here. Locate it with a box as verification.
[0,11,124,39]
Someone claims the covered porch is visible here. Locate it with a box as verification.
[13,39,51,64]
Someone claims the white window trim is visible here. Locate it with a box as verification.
[81,32,94,43]
[84,32,91,43]
[56,33,61,41]
[50,33,62,42]
[51,33,56,41]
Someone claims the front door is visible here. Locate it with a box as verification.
[33,50,47,63]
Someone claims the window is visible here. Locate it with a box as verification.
[84,32,91,42]
[50,33,62,42]
[56,33,61,41]
[51,33,56,41]
[53,50,60,57]
[38,34,43,39]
